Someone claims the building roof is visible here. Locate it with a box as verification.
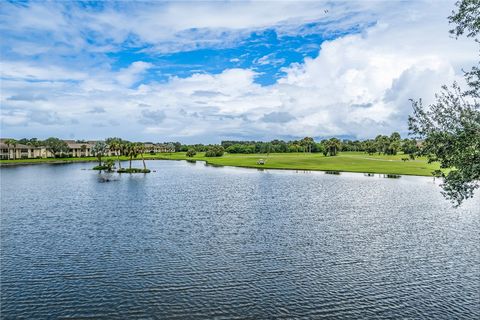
[65,142,94,149]
[0,142,31,149]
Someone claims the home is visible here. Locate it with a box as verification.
[0,139,45,160]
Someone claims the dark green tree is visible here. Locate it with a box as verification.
[325,138,341,156]
[409,0,479,206]
[44,137,69,158]
[186,149,197,157]
[205,145,224,157]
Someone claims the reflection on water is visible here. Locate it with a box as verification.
[325,170,341,175]
[384,173,401,179]
[1,160,479,319]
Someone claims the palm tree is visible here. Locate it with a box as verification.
[80,144,87,157]
[92,141,107,166]
[136,143,147,170]
[4,139,17,160]
[325,138,341,156]
[127,143,137,170]
[106,138,123,170]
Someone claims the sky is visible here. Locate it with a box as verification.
[0,0,477,143]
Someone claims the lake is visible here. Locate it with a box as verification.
[1,160,479,319]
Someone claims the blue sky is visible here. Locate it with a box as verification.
[0,0,477,143]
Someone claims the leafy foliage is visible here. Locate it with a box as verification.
[324,138,341,156]
[44,137,69,157]
[449,0,480,98]
[449,0,480,40]
[409,84,480,206]
[186,149,197,157]
[409,0,480,206]
[91,141,108,165]
[205,145,224,157]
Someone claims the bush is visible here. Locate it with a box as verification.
[205,145,224,157]
[93,159,115,171]
[92,165,110,170]
[186,149,197,157]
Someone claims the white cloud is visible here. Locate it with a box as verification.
[0,0,387,54]
[0,1,477,142]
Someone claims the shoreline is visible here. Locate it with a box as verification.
[0,153,438,177]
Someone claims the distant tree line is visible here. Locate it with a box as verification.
[197,132,420,157]
[10,132,421,160]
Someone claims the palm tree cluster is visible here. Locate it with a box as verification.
[104,138,149,172]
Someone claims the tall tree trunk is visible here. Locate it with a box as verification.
[141,153,146,170]
[117,152,122,170]
[129,156,132,169]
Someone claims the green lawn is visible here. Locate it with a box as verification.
[148,152,440,176]
[0,152,440,176]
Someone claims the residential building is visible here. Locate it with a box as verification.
[0,139,47,160]
[0,139,171,160]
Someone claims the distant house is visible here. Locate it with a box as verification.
[64,140,95,157]
[0,139,171,160]
[0,139,99,160]
[0,139,47,160]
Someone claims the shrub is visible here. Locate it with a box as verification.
[186,149,197,157]
[92,165,110,170]
[205,145,224,157]
[93,159,115,171]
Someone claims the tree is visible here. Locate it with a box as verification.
[205,145,224,157]
[4,139,17,160]
[136,143,147,170]
[25,138,42,147]
[449,0,480,98]
[173,142,182,152]
[408,0,480,206]
[374,135,390,154]
[104,159,115,172]
[325,138,341,156]
[386,133,401,155]
[364,140,377,155]
[401,139,419,158]
[315,143,326,155]
[92,141,107,166]
[106,137,123,170]
[300,137,315,153]
[409,85,479,206]
[126,142,139,169]
[186,149,197,157]
[44,137,69,158]
[390,132,401,142]
[80,144,87,156]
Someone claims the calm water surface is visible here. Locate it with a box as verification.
[1,160,479,319]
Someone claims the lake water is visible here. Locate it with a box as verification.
[1,160,479,319]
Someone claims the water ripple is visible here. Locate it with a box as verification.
[1,161,479,319]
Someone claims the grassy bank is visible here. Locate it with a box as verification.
[0,152,440,176]
[0,152,439,176]
[152,152,440,176]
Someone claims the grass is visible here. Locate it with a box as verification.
[147,152,441,176]
[0,152,441,176]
